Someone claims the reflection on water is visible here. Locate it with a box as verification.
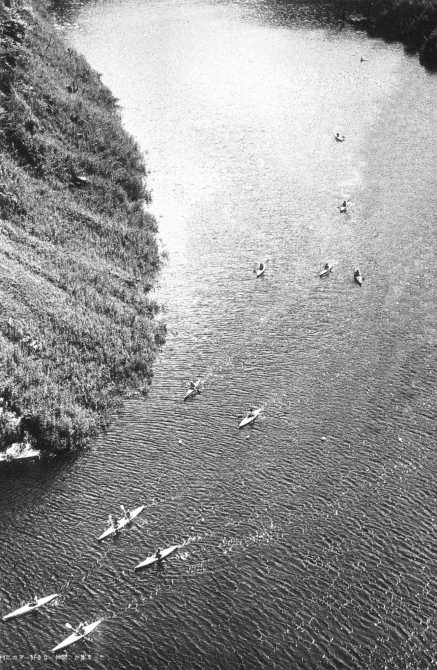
[1,1,436,668]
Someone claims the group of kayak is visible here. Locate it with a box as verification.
[319,262,364,286]
[330,133,365,286]
[3,504,182,652]
[184,377,261,428]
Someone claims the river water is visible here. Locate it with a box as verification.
[1,1,436,668]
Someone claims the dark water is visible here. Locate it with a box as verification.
[1,1,436,668]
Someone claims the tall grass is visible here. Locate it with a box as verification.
[0,1,165,452]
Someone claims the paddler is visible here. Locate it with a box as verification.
[189,381,201,394]
[75,622,87,636]
[120,505,131,521]
[107,514,116,529]
[155,548,163,561]
[247,408,255,418]
[339,200,347,213]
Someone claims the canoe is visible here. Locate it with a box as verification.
[134,544,181,571]
[3,593,59,621]
[183,380,201,401]
[51,619,103,653]
[319,265,333,278]
[97,505,145,541]
[239,409,261,428]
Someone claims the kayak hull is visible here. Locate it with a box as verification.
[183,382,200,401]
[239,409,261,428]
[319,266,333,278]
[3,593,59,621]
[51,619,103,653]
[135,545,180,571]
[97,505,145,541]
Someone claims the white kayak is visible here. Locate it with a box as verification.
[51,619,103,653]
[97,505,145,541]
[184,380,201,401]
[3,593,59,621]
[319,265,333,278]
[134,544,180,571]
[239,409,261,428]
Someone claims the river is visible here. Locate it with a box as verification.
[0,0,436,668]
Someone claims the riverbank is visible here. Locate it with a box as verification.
[340,0,437,69]
[0,0,164,454]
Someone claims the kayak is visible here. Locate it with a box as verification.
[339,205,347,213]
[134,544,181,571]
[354,273,364,286]
[51,619,103,653]
[334,134,345,142]
[3,593,59,621]
[319,265,333,278]
[256,266,265,278]
[183,380,201,401]
[239,409,261,428]
[97,505,145,541]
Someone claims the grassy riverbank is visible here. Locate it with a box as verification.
[0,1,164,453]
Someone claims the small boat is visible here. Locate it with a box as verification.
[0,441,40,464]
[239,409,261,429]
[51,619,103,653]
[183,380,201,401]
[134,544,181,571]
[97,505,145,541]
[319,264,333,278]
[3,593,59,621]
[354,270,364,286]
[334,133,345,142]
[256,264,265,278]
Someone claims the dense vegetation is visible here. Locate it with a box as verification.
[0,0,164,453]
[342,0,437,67]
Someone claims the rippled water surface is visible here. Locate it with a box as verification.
[1,1,436,668]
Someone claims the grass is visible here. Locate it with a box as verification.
[0,1,165,452]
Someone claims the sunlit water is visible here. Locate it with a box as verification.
[1,1,436,668]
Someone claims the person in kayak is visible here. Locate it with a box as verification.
[75,622,87,636]
[324,263,330,270]
[354,269,361,278]
[29,595,39,607]
[155,548,163,561]
[120,505,131,521]
[247,408,255,418]
[259,262,264,271]
[339,200,347,212]
[107,514,116,529]
[189,381,201,394]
